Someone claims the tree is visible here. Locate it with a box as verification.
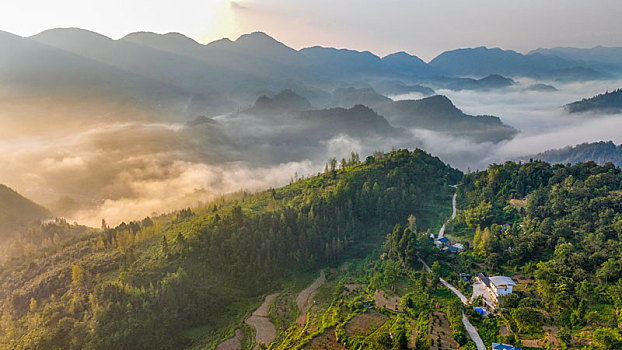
[329,157,337,172]
[558,327,571,345]
[511,307,543,332]
[592,328,622,349]
[431,261,442,277]
[408,214,417,232]
[29,297,37,312]
[597,258,621,283]
[161,235,169,255]
[71,264,87,288]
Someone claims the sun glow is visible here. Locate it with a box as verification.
[0,0,235,40]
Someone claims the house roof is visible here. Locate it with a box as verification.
[477,273,491,288]
[492,343,521,350]
[489,276,516,287]
[448,246,459,253]
[436,237,449,243]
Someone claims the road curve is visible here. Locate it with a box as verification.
[440,278,468,304]
[421,188,486,350]
[438,192,457,239]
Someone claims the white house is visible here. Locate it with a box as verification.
[477,274,516,303]
[489,276,516,297]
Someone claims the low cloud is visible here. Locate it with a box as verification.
[0,121,316,226]
[2,78,621,227]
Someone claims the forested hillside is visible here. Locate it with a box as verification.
[528,141,622,167]
[0,149,460,349]
[454,160,622,348]
[565,89,622,114]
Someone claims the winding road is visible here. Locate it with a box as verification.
[437,192,457,239]
[419,188,486,350]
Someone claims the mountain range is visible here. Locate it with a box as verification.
[428,46,611,80]
[2,28,620,122]
[235,89,517,145]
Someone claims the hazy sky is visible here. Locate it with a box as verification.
[2,0,622,61]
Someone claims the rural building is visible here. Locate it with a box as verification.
[450,243,464,252]
[492,343,521,350]
[476,273,516,303]
[434,236,449,248]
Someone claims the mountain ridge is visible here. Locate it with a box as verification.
[0,184,52,240]
[526,140,622,166]
[564,89,622,114]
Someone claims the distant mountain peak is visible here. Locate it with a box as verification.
[209,37,233,45]
[122,31,200,45]
[252,89,313,112]
[383,51,410,58]
[424,94,455,106]
[331,86,392,107]
[235,31,289,47]
[32,27,114,42]
[381,51,436,76]
[237,31,274,40]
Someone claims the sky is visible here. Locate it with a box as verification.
[2,0,622,61]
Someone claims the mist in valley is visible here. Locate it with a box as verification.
[2,78,622,227]
[390,78,622,170]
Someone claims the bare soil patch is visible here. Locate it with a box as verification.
[344,283,363,294]
[522,338,545,348]
[245,293,278,349]
[373,290,402,312]
[543,326,561,347]
[509,198,527,208]
[429,311,458,350]
[498,324,510,337]
[344,311,388,338]
[296,270,326,326]
[303,327,347,350]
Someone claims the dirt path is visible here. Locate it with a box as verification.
[373,290,402,312]
[245,293,278,349]
[296,270,326,325]
[215,328,243,350]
